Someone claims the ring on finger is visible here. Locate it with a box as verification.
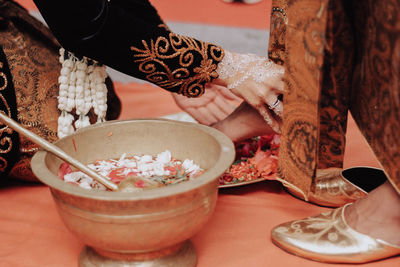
[270,98,280,109]
[266,99,283,117]
[267,98,280,110]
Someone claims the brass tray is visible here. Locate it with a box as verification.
[218,174,276,188]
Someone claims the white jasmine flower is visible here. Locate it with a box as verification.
[121,168,135,176]
[153,162,168,176]
[137,163,152,172]
[117,153,127,167]
[119,153,127,161]
[182,159,200,174]
[80,177,93,184]
[79,182,92,190]
[123,161,137,168]
[64,172,86,182]
[99,170,110,177]
[141,171,151,177]
[140,155,153,163]
[156,150,171,164]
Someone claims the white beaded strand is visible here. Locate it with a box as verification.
[57,48,76,138]
[57,48,108,137]
[74,59,92,129]
[89,64,107,123]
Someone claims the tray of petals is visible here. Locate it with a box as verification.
[219,134,280,188]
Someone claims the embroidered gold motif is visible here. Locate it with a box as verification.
[0,62,12,172]
[0,72,7,90]
[131,27,224,97]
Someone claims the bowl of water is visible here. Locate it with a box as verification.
[31,119,234,267]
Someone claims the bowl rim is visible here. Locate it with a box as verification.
[31,118,235,201]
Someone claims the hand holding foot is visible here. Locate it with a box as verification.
[214,50,284,133]
[212,102,279,142]
[172,84,240,125]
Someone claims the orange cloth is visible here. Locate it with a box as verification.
[114,82,182,119]
[0,81,396,267]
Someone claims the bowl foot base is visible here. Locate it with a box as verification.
[78,240,197,267]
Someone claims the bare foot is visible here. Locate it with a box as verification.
[344,180,400,246]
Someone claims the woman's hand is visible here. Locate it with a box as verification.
[172,84,241,125]
[214,50,284,132]
[212,102,279,142]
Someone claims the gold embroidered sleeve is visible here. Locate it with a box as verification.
[131,25,224,97]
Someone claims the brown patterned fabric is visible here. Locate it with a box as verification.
[271,0,329,195]
[349,0,400,193]
[0,0,121,182]
[269,0,400,195]
[268,0,287,66]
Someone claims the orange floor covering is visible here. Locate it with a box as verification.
[1,1,397,267]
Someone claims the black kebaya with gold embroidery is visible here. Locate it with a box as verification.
[33,0,224,97]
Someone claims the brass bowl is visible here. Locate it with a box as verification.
[31,119,234,267]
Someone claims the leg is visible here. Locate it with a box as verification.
[345,180,400,246]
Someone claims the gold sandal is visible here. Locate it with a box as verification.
[271,204,400,263]
[286,167,387,207]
